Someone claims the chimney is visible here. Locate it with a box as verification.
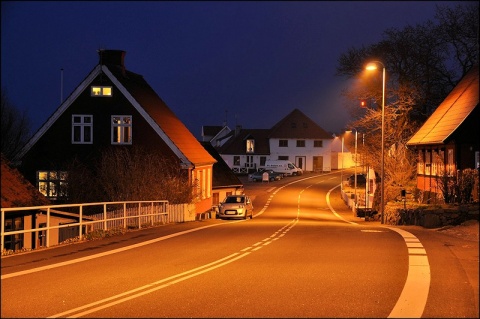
[98,49,126,74]
[235,125,242,136]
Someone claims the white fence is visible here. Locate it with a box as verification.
[1,200,194,253]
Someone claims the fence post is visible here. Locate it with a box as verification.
[79,205,83,240]
[123,202,127,229]
[138,202,141,229]
[103,204,107,231]
[46,207,51,248]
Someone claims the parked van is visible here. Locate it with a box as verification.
[263,160,303,176]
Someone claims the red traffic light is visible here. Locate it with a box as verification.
[360,100,367,108]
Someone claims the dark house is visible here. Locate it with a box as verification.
[14,49,216,214]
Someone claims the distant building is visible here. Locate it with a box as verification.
[217,109,334,173]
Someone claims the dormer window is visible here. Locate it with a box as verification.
[246,139,255,153]
[91,86,112,96]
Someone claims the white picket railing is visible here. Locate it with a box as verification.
[1,200,193,253]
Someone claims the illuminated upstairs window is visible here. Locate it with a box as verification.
[112,115,132,144]
[91,86,112,96]
[246,139,255,153]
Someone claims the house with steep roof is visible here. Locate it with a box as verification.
[407,65,479,201]
[14,49,216,215]
[218,109,334,173]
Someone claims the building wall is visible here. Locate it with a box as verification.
[268,138,332,172]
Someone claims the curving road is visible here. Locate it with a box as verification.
[1,171,478,318]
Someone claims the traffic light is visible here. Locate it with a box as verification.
[360,99,367,108]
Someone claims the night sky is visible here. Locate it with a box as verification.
[1,1,460,139]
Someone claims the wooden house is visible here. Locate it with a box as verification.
[14,49,216,215]
[406,65,479,202]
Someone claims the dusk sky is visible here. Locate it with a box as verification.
[1,1,461,139]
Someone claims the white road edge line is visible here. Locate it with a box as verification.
[326,183,430,318]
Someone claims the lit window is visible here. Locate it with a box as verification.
[72,115,93,144]
[314,140,323,147]
[112,116,132,144]
[37,171,68,200]
[91,86,112,96]
[447,149,454,175]
[246,139,255,153]
[417,150,424,174]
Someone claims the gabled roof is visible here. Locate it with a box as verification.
[1,154,50,208]
[269,108,333,139]
[218,129,271,155]
[200,142,243,189]
[407,65,479,146]
[16,50,215,167]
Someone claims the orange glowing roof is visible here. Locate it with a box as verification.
[407,65,479,146]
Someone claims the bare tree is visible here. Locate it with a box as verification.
[66,146,194,204]
[336,3,478,213]
[1,89,31,161]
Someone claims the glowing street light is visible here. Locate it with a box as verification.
[366,61,386,224]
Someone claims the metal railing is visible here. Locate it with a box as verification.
[1,200,192,253]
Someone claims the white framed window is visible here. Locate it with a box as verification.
[37,170,68,200]
[72,115,93,144]
[111,115,132,144]
[91,86,112,96]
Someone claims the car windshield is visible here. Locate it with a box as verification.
[225,196,244,203]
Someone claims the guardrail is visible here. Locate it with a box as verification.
[1,200,191,254]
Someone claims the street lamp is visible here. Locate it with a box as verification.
[341,135,345,189]
[366,61,385,224]
[346,129,358,206]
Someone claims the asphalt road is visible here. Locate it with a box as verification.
[1,170,478,318]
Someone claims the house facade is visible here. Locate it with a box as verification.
[218,109,334,173]
[14,49,216,215]
[200,142,244,208]
[407,65,479,202]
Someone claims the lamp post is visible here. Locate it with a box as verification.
[341,135,344,189]
[346,129,358,206]
[366,61,385,224]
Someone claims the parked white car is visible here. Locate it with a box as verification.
[217,195,254,220]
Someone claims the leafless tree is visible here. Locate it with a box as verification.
[66,146,194,204]
[1,89,31,161]
[336,3,478,212]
